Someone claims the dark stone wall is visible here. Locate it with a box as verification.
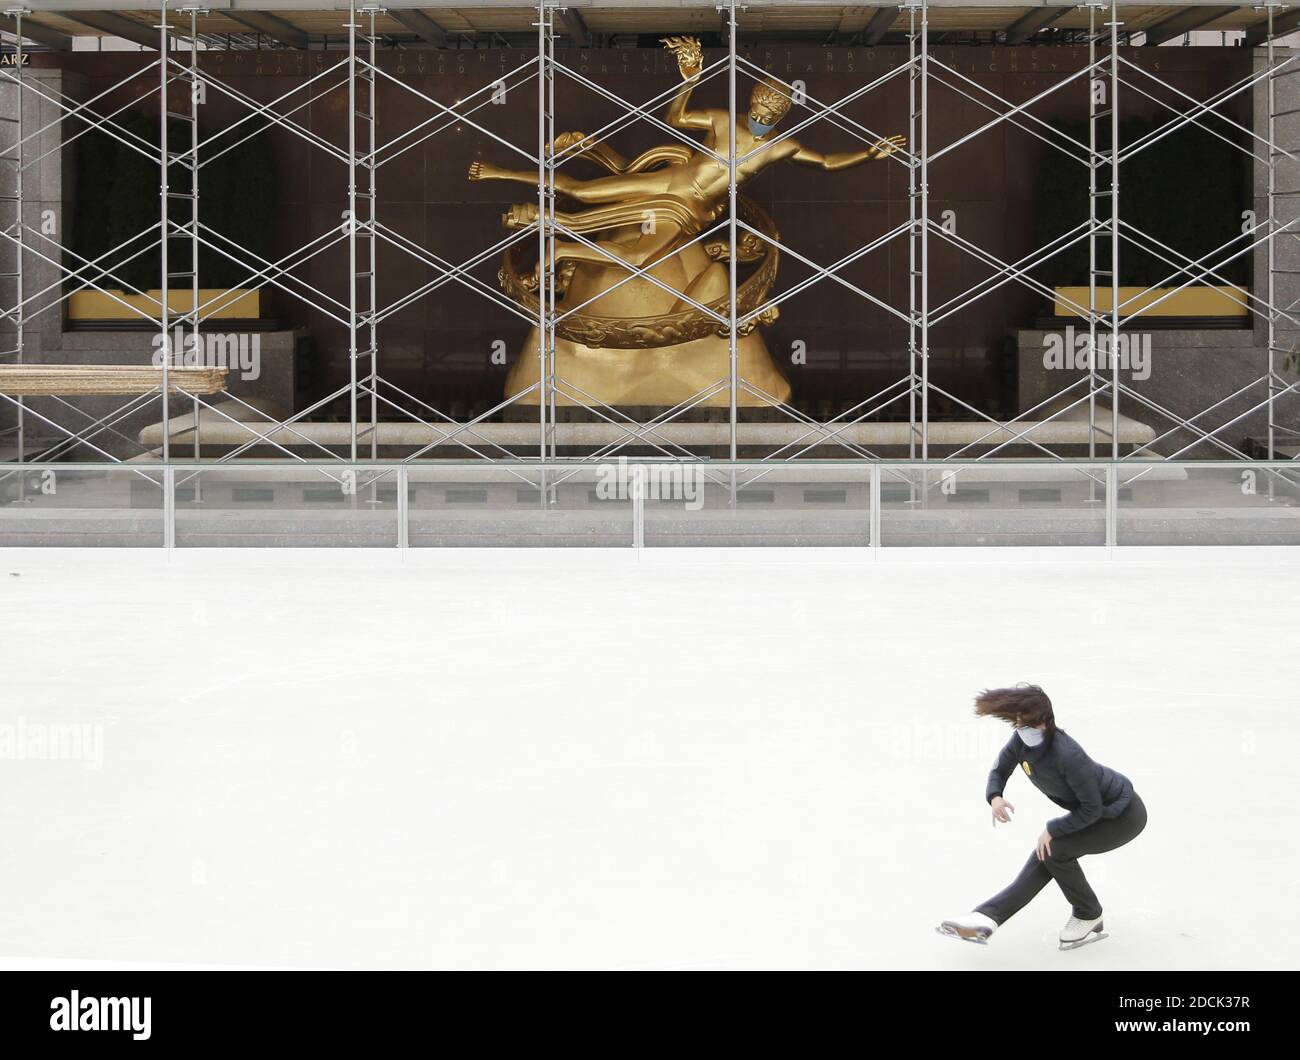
[39,44,1252,420]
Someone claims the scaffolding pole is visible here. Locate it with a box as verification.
[546,1,557,463]
[187,7,201,469]
[1109,0,1121,462]
[1266,1,1278,473]
[365,4,379,467]
[534,1,547,465]
[347,0,358,461]
[159,1,171,463]
[727,0,739,463]
[920,0,929,460]
[165,5,206,476]
[908,0,918,464]
[4,7,25,465]
[1087,0,1101,463]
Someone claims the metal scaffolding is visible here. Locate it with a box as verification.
[0,0,1298,476]
[2,6,25,464]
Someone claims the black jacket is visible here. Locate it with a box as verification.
[985,729,1135,838]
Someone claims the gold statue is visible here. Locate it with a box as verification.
[468,36,905,408]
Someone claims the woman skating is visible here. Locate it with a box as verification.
[938,685,1147,951]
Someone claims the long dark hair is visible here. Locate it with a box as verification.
[974,684,1056,733]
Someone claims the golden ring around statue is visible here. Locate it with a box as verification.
[497,195,781,351]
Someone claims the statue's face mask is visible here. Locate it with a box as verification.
[747,116,777,137]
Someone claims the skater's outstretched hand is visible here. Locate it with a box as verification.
[990,795,1015,825]
[1035,829,1053,861]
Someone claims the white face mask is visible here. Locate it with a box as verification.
[1016,725,1045,747]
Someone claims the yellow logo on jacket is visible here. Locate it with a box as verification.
[1021,762,1033,777]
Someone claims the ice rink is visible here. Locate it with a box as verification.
[0,547,1295,970]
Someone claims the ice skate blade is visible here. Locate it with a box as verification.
[1059,931,1108,951]
[936,925,990,945]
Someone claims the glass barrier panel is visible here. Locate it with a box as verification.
[0,465,165,547]
[407,465,632,547]
[1116,464,1300,545]
[643,464,872,546]
[173,466,400,547]
[879,464,1107,546]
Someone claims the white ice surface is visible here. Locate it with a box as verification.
[0,547,1296,970]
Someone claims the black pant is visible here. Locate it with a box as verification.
[976,794,1147,924]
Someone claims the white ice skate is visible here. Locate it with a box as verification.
[936,912,997,945]
[1059,913,1107,951]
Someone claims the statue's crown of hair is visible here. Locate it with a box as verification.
[750,78,793,120]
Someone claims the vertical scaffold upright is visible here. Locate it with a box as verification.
[726,0,738,464]
[537,0,551,465]
[1268,1,1278,473]
[906,1,920,464]
[1108,0,1121,462]
[158,3,171,462]
[2,7,25,466]
[157,4,207,467]
[1262,0,1299,480]
[918,0,929,461]
[544,0,557,464]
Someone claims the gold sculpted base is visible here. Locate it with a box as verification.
[468,36,904,408]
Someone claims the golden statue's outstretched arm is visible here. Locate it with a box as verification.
[790,134,907,171]
[469,159,674,206]
[661,36,712,131]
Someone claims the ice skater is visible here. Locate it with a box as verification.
[938,684,1147,951]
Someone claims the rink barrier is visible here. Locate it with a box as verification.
[0,461,1297,548]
